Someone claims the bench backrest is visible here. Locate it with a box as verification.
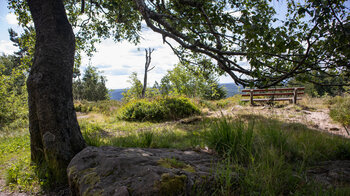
[241,87,305,105]
[242,87,305,97]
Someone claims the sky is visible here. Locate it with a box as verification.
[0,1,234,89]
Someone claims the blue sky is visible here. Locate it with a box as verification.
[0,1,21,53]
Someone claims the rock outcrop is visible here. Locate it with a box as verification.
[67,146,218,196]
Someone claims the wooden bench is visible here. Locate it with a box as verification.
[241,87,305,105]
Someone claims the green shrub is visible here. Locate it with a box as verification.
[118,97,200,121]
[160,97,200,119]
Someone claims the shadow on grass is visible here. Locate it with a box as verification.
[79,114,350,195]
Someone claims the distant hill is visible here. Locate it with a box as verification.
[219,83,242,97]
[109,83,242,100]
[109,89,125,100]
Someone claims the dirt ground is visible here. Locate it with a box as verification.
[209,104,350,139]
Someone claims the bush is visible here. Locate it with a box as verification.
[118,97,200,121]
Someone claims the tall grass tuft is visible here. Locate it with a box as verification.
[205,115,350,195]
[80,121,105,147]
[329,95,350,135]
[139,131,154,147]
[206,117,254,163]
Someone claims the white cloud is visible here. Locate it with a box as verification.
[219,74,234,84]
[6,12,18,25]
[79,24,240,89]
[0,40,17,55]
[81,29,179,89]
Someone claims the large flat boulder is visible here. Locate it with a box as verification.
[67,146,218,196]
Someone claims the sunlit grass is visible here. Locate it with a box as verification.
[205,115,350,195]
[1,96,349,194]
[0,128,41,193]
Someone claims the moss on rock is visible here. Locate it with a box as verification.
[156,173,187,196]
[158,158,196,173]
[80,168,103,196]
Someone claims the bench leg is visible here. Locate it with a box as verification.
[250,90,254,106]
[293,88,297,104]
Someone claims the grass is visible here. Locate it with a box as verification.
[80,118,206,149]
[1,98,349,194]
[205,115,350,195]
[329,95,350,135]
[78,110,350,194]
[0,128,43,193]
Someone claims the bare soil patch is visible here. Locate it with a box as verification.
[209,104,349,138]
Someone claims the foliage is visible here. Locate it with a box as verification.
[0,54,28,127]
[288,76,348,97]
[122,72,161,102]
[73,65,110,101]
[134,0,350,88]
[8,0,142,72]
[122,72,144,101]
[118,96,200,121]
[9,0,350,89]
[7,27,35,71]
[159,63,226,100]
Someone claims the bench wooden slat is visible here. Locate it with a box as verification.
[241,92,304,97]
[241,98,302,102]
[242,87,305,92]
[240,87,304,105]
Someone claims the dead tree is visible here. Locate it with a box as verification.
[142,48,155,98]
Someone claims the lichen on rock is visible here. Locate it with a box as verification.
[157,158,196,173]
[67,146,218,195]
[155,173,187,195]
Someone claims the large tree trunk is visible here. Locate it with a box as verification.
[27,0,86,184]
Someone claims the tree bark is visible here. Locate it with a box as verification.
[27,0,86,184]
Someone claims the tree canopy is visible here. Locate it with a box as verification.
[9,0,350,88]
[73,65,110,101]
[160,62,226,100]
[133,0,350,87]
[0,54,27,126]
